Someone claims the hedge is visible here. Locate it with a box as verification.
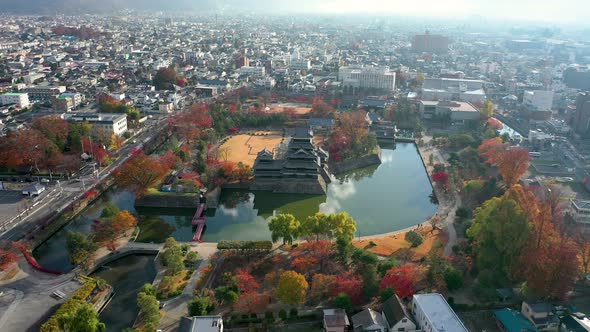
[39,280,98,332]
[217,240,272,250]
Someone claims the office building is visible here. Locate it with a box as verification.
[412,31,449,53]
[239,66,266,77]
[573,92,590,135]
[290,59,311,71]
[523,90,554,111]
[65,113,128,136]
[0,92,30,108]
[178,315,223,332]
[51,93,83,112]
[420,100,481,122]
[23,85,66,100]
[422,78,486,104]
[339,66,396,91]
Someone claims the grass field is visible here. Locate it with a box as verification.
[218,131,284,167]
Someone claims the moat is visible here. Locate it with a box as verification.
[34,143,437,272]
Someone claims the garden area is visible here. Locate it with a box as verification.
[156,238,199,300]
[218,130,284,167]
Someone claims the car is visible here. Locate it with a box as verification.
[40,178,50,183]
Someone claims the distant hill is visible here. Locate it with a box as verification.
[0,0,218,14]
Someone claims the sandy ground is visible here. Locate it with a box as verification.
[352,226,448,260]
[267,103,312,115]
[218,131,283,167]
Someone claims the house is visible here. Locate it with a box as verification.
[382,295,417,332]
[352,308,387,332]
[521,301,557,330]
[494,308,539,332]
[178,315,223,332]
[22,183,45,196]
[411,293,468,332]
[323,309,350,332]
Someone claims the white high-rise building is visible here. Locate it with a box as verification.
[523,90,554,111]
[338,66,396,91]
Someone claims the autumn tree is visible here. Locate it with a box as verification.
[481,100,494,118]
[496,147,530,187]
[234,291,270,314]
[115,153,169,196]
[478,137,504,164]
[309,273,335,303]
[0,249,19,270]
[310,97,335,118]
[153,67,179,90]
[332,272,364,304]
[234,269,260,294]
[432,172,449,189]
[168,104,213,144]
[576,236,590,276]
[380,264,421,299]
[32,116,69,151]
[113,210,138,230]
[268,214,300,245]
[276,271,309,305]
[66,231,97,267]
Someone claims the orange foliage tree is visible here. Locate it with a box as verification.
[380,264,422,299]
[310,273,335,303]
[234,269,260,294]
[115,153,169,196]
[234,291,270,314]
[478,138,529,187]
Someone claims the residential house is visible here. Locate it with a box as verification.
[382,295,417,332]
[494,308,539,332]
[521,301,558,330]
[22,183,46,196]
[178,315,223,332]
[352,308,387,332]
[560,312,590,332]
[323,309,350,332]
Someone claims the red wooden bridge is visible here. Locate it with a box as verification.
[191,202,207,242]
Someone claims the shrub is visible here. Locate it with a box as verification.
[278,309,287,320]
[405,231,423,247]
[40,280,98,332]
[264,311,274,322]
[289,308,298,318]
[444,268,464,291]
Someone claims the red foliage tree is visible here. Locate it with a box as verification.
[380,264,421,299]
[432,172,449,188]
[332,272,364,304]
[0,249,19,270]
[310,97,335,118]
[497,147,530,187]
[115,153,169,196]
[487,118,504,131]
[234,291,270,314]
[168,104,213,143]
[159,150,181,169]
[234,269,260,294]
[478,137,505,164]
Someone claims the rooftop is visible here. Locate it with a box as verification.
[413,293,469,332]
[494,308,539,332]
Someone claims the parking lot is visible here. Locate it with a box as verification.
[0,189,35,229]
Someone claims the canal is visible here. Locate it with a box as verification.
[91,254,157,332]
[34,142,437,271]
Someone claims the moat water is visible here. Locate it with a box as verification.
[34,143,437,271]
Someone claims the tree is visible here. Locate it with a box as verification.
[405,231,423,247]
[137,290,160,331]
[335,236,353,265]
[115,153,169,196]
[380,264,421,299]
[234,291,270,314]
[113,210,137,230]
[432,172,449,189]
[0,249,19,270]
[101,202,120,218]
[276,271,309,305]
[497,147,530,187]
[575,236,590,276]
[334,293,353,313]
[58,303,105,332]
[188,296,215,316]
[467,195,529,278]
[481,100,494,118]
[268,214,300,245]
[309,273,335,303]
[380,287,395,302]
[235,269,260,294]
[153,67,179,90]
[478,137,504,164]
[215,286,239,304]
[444,267,464,291]
[32,116,69,151]
[66,231,97,266]
[332,272,364,304]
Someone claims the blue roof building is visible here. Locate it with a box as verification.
[494,308,539,332]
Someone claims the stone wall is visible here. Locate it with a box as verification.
[330,147,382,175]
[250,175,327,195]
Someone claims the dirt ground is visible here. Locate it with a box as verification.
[267,103,312,115]
[218,131,284,167]
[352,226,448,260]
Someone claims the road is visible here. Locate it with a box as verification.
[0,116,165,243]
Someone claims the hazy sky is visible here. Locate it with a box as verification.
[226,0,590,25]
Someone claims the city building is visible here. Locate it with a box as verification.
[422,78,486,104]
[412,31,449,53]
[65,113,128,136]
[23,73,45,84]
[239,66,266,77]
[419,100,481,122]
[573,92,590,135]
[338,66,396,91]
[569,199,590,224]
[290,59,311,71]
[178,315,223,332]
[0,92,30,108]
[323,309,350,332]
[159,102,174,113]
[352,308,388,332]
[51,92,83,112]
[252,127,330,194]
[23,85,66,100]
[523,90,554,111]
[563,68,590,90]
[411,293,468,332]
